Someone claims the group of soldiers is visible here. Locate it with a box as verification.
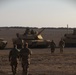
[9,28,65,75]
[23,27,37,35]
[9,42,32,75]
[50,39,65,54]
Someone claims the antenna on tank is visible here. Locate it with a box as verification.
[67,24,69,34]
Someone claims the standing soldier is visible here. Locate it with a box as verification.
[12,33,23,50]
[9,45,19,75]
[19,42,32,75]
[50,40,56,53]
[59,39,65,53]
[16,33,23,49]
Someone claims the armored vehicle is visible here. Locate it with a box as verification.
[63,29,76,47]
[0,38,7,49]
[13,28,50,48]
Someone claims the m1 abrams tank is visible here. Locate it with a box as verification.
[0,38,7,49]
[13,28,50,48]
[63,29,76,47]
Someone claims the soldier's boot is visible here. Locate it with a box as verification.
[22,67,25,75]
[14,66,17,74]
[12,66,14,75]
[12,66,13,73]
[23,66,29,75]
[25,68,28,75]
[12,66,16,75]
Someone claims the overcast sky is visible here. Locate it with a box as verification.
[0,0,76,28]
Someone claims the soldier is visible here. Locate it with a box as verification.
[9,45,19,75]
[30,29,35,34]
[59,39,65,53]
[19,42,32,75]
[16,33,23,49]
[24,27,30,35]
[12,33,23,49]
[50,40,56,53]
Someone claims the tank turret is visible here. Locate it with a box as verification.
[12,28,50,48]
[63,29,76,47]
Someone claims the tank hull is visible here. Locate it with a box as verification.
[13,28,50,49]
[0,39,7,49]
[63,29,76,47]
[65,43,76,47]
[24,40,50,48]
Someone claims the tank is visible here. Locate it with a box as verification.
[13,28,50,48]
[0,38,7,49]
[63,29,76,47]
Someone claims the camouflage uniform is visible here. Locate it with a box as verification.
[24,28,30,35]
[13,33,23,49]
[50,40,56,53]
[19,43,32,75]
[59,39,65,53]
[9,45,19,75]
[16,33,23,49]
[16,38,23,49]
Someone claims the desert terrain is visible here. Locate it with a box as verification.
[0,27,76,75]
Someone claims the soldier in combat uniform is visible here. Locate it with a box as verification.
[59,39,65,53]
[9,45,19,75]
[19,42,32,75]
[50,40,56,53]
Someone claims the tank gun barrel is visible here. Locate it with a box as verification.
[37,28,45,35]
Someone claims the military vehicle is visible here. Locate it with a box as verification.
[62,29,76,47]
[13,28,50,48]
[0,38,7,49]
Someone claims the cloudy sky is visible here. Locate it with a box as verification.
[0,0,76,28]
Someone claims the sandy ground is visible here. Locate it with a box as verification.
[0,28,76,75]
[0,48,76,75]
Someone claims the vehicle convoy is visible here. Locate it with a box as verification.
[0,38,7,49]
[12,28,51,48]
[63,29,76,47]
